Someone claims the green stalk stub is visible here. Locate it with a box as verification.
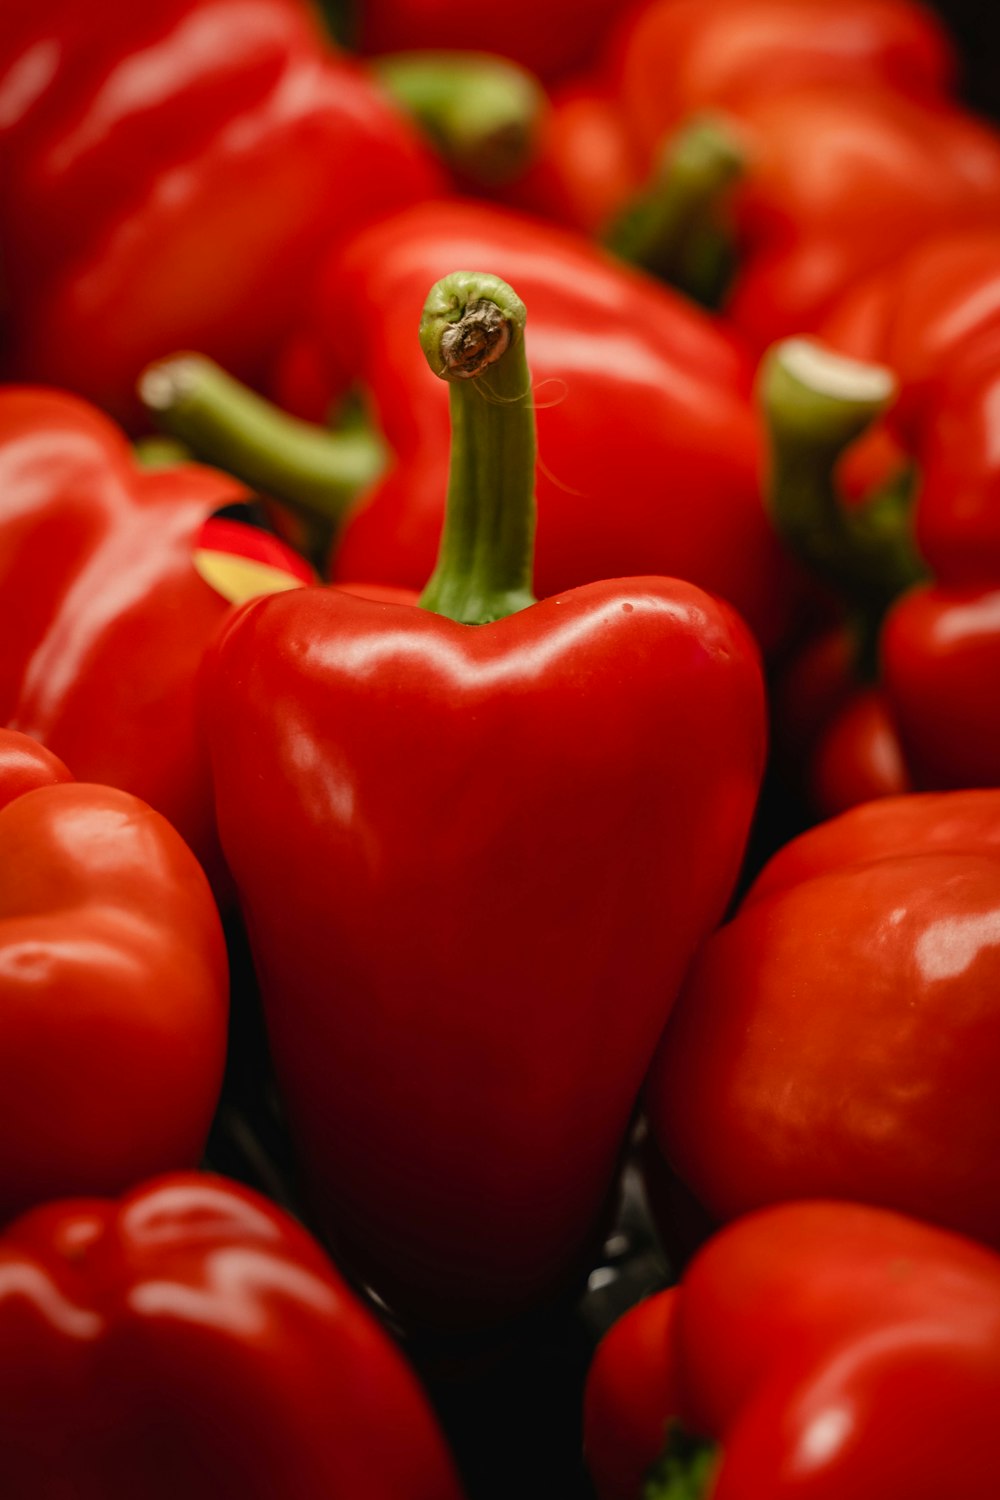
[132,435,192,470]
[761,337,926,622]
[418,271,538,626]
[644,1423,718,1500]
[604,115,745,308]
[138,355,385,529]
[375,51,546,186]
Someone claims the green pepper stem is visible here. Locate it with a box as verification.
[644,1423,718,1500]
[418,271,537,625]
[374,51,545,186]
[604,115,745,308]
[760,338,926,625]
[138,355,385,526]
[132,435,192,470]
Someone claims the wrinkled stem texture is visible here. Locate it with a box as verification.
[418,271,538,626]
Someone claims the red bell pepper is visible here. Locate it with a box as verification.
[496,74,645,238]
[143,198,800,653]
[769,245,1000,800]
[828,243,1000,794]
[0,728,227,1223]
[537,3,998,345]
[879,578,1000,793]
[203,269,766,1328]
[0,387,312,893]
[644,788,1000,1248]
[754,337,920,815]
[353,0,624,83]
[770,629,911,818]
[819,228,1000,458]
[0,0,443,423]
[584,1201,1000,1500]
[0,1171,464,1498]
[709,87,1000,347]
[611,0,954,160]
[499,0,955,250]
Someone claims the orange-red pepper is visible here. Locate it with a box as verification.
[0,729,227,1222]
[0,1172,465,1498]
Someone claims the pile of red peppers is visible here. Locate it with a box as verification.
[2,1,1000,1496]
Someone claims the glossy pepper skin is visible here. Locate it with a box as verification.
[645,790,1000,1248]
[0,387,310,891]
[209,270,767,1329]
[270,199,798,652]
[0,729,227,1223]
[0,1172,464,1499]
[0,0,443,422]
[584,1201,1000,1500]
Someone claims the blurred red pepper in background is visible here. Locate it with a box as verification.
[144,199,802,653]
[495,0,1000,352]
[584,1201,1000,1500]
[503,0,954,234]
[0,1172,465,1498]
[644,790,1000,1248]
[688,86,1000,346]
[767,239,1000,802]
[0,0,443,423]
[0,729,227,1223]
[610,0,954,150]
[0,387,311,892]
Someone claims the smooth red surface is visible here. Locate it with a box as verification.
[820,230,1000,449]
[0,735,73,813]
[814,239,1000,794]
[497,77,643,235]
[0,387,249,887]
[272,199,799,652]
[771,631,911,816]
[647,790,1000,1246]
[0,1173,464,1498]
[882,584,1000,789]
[0,0,443,422]
[807,685,911,817]
[357,0,628,83]
[721,87,1000,346]
[770,625,857,774]
[584,1288,678,1500]
[817,236,1000,581]
[600,2,992,347]
[502,0,955,247]
[206,578,766,1327]
[914,366,1000,586]
[0,386,313,889]
[585,1202,1000,1499]
[611,0,954,149]
[0,730,227,1221]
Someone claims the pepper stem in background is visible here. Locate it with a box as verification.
[138,355,386,565]
[761,338,927,636]
[644,1424,718,1500]
[418,271,537,625]
[132,435,192,470]
[604,116,745,309]
[374,52,546,186]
